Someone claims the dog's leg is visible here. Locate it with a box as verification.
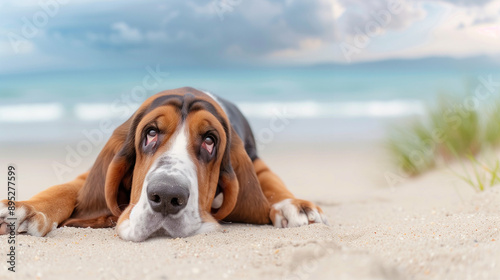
[0,172,88,237]
[253,158,328,228]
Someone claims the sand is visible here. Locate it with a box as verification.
[1,141,500,280]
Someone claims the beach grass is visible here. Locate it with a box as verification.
[387,94,500,181]
[450,154,500,192]
[484,99,500,147]
[387,120,436,176]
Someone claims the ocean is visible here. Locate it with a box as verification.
[1,66,498,144]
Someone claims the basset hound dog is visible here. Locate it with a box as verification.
[0,87,327,241]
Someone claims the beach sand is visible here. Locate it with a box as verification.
[1,141,500,280]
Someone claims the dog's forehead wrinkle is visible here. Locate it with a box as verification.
[180,93,196,120]
[147,95,183,114]
[148,92,207,121]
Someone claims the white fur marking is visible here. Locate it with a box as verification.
[272,199,309,228]
[15,207,28,232]
[211,193,224,209]
[201,90,226,113]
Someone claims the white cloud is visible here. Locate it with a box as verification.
[335,0,427,37]
[413,2,500,57]
[111,22,142,42]
[0,38,36,55]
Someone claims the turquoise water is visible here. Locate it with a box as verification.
[0,67,482,104]
[0,67,498,142]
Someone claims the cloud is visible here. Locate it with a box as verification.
[111,22,142,42]
[0,0,499,73]
[335,0,426,36]
[6,0,338,66]
[446,0,500,29]
[472,16,498,25]
[435,0,494,7]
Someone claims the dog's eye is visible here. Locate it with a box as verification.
[144,129,158,151]
[201,136,215,154]
[147,129,157,138]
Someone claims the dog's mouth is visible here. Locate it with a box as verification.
[155,215,202,238]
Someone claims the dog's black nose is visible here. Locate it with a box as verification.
[147,177,190,215]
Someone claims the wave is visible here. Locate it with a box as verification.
[237,100,424,119]
[0,100,424,123]
[0,103,64,122]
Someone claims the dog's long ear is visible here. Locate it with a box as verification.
[104,112,144,217]
[211,129,239,220]
[213,127,270,224]
[74,114,139,218]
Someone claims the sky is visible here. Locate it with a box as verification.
[1,0,500,74]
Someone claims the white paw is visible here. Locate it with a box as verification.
[0,201,55,237]
[271,198,328,228]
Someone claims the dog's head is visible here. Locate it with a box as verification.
[103,88,253,241]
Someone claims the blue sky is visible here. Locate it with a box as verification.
[1,0,500,74]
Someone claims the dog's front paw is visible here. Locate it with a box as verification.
[0,200,55,237]
[270,198,328,228]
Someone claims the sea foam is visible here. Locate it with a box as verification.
[0,100,424,123]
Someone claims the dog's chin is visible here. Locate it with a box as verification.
[150,221,219,239]
[117,213,219,242]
